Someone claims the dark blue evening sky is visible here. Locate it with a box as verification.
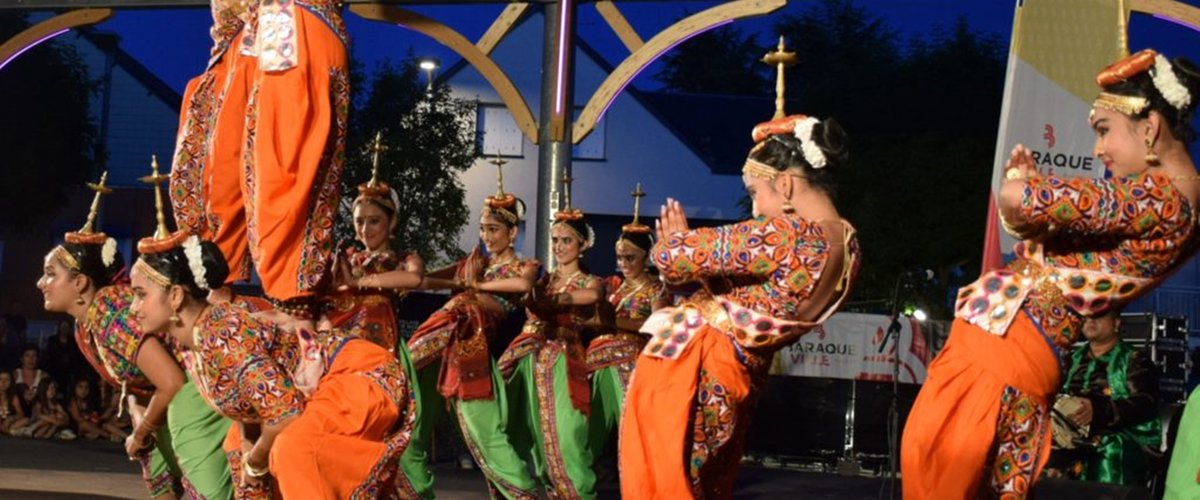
[55,1,1200,95]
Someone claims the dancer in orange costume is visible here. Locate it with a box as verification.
[901,49,1200,499]
[241,0,349,320]
[619,113,860,498]
[170,0,256,284]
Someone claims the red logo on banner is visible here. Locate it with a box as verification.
[1043,124,1056,149]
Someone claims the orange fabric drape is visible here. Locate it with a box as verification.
[619,325,754,499]
[171,35,255,284]
[207,41,256,282]
[243,7,348,301]
[269,340,404,499]
[900,313,1061,499]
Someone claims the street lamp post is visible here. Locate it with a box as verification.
[419,58,438,92]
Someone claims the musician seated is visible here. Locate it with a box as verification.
[1046,308,1161,486]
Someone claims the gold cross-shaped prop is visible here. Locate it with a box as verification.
[762,36,798,120]
[561,175,575,212]
[78,171,112,235]
[630,182,645,226]
[369,131,386,188]
[488,154,509,197]
[137,155,170,241]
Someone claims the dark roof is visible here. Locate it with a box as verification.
[78,30,183,114]
[633,91,772,175]
[439,11,771,176]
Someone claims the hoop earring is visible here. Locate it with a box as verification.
[1145,137,1160,166]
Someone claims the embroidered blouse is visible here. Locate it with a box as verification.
[188,302,343,425]
[325,247,410,351]
[606,275,666,323]
[75,285,157,392]
[642,216,860,362]
[956,172,1196,349]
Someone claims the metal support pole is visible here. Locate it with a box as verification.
[535,0,575,265]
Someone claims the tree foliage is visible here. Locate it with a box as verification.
[656,24,770,96]
[339,58,477,265]
[0,13,98,233]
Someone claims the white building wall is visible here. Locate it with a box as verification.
[446,12,743,257]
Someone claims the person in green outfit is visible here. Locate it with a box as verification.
[405,162,539,499]
[1046,309,1161,486]
[585,186,666,466]
[1165,386,1200,499]
[498,182,601,499]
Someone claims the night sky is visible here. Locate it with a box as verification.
[73,1,1200,96]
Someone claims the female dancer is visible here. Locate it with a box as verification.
[406,168,539,499]
[325,164,427,497]
[586,192,666,459]
[130,233,413,499]
[498,197,600,499]
[902,50,1200,499]
[38,175,229,499]
[619,114,860,498]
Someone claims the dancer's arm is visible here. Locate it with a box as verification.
[354,253,426,290]
[655,198,803,285]
[474,262,538,294]
[126,337,184,457]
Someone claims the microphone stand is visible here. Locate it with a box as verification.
[882,272,907,500]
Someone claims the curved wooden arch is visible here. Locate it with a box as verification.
[0,8,113,70]
[571,0,785,144]
[350,3,539,144]
[1132,0,1200,30]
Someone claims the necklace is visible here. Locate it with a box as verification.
[552,269,584,293]
[1169,174,1200,181]
[189,305,213,348]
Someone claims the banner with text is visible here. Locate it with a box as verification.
[771,313,932,384]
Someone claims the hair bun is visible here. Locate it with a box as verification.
[814,118,849,168]
[198,240,231,289]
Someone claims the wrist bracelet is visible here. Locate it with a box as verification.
[243,460,269,478]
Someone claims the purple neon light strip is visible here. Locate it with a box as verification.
[555,0,573,115]
[596,19,734,122]
[1153,13,1200,33]
[0,28,69,73]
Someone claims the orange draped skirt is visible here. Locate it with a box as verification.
[901,313,1061,499]
[619,324,757,499]
[243,6,348,301]
[270,339,408,499]
[171,35,256,283]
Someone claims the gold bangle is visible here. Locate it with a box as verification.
[243,460,269,478]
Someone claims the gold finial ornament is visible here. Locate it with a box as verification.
[489,154,509,198]
[630,183,645,226]
[761,36,798,120]
[369,131,386,189]
[138,155,171,241]
[1117,0,1130,59]
[561,175,575,212]
[78,171,112,235]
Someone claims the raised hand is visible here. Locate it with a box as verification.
[655,198,690,242]
[1004,144,1040,181]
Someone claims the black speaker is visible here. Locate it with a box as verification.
[1032,478,1151,500]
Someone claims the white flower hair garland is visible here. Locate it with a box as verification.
[182,235,210,290]
[792,117,828,169]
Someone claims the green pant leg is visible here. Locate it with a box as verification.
[167,378,233,499]
[548,353,597,499]
[587,367,624,460]
[401,356,445,499]
[456,360,538,499]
